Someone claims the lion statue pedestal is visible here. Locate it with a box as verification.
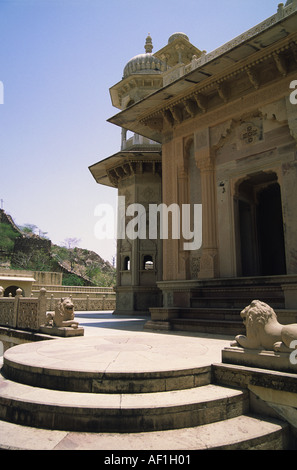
[222,300,297,373]
[40,297,84,337]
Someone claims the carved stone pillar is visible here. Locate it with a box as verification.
[177,162,191,279]
[196,155,219,279]
[162,140,178,281]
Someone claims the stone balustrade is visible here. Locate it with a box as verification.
[0,287,47,331]
[47,294,115,312]
[0,286,116,332]
[0,286,116,354]
[32,285,115,294]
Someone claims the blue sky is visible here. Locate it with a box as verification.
[0,0,281,263]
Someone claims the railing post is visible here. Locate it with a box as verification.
[50,294,54,311]
[14,288,22,328]
[38,288,47,327]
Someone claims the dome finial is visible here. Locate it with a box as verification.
[145,33,153,53]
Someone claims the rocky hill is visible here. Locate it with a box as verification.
[0,209,116,287]
[51,244,116,286]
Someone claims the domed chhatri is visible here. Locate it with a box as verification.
[123,34,167,78]
[90,2,297,322]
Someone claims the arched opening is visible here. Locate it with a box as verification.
[235,172,286,276]
[123,256,131,271]
[4,285,23,297]
[143,255,154,270]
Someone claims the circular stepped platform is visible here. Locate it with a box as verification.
[0,414,289,450]
[0,333,293,449]
[0,335,250,433]
[0,375,248,433]
[2,335,212,394]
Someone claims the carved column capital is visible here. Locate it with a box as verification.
[196,155,215,172]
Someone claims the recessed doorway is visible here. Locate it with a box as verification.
[235,172,286,277]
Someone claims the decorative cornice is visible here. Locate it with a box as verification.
[110,75,164,110]
[173,80,292,141]
[139,34,297,131]
[106,158,162,187]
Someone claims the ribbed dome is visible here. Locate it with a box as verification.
[123,34,167,79]
[123,53,166,78]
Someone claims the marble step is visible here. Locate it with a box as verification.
[178,307,242,320]
[0,413,291,450]
[190,296,284,309]
[0,374,249,433]
[170,317,243,335]
[2,356,212,394]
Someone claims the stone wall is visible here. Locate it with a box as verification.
[31,284,115,311]
[13,236,51,255]
[33,271,63,286]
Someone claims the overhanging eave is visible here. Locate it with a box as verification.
[107,6,297,142]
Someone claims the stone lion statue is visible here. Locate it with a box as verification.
[231,299,297,352]
[46,297,79,328]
